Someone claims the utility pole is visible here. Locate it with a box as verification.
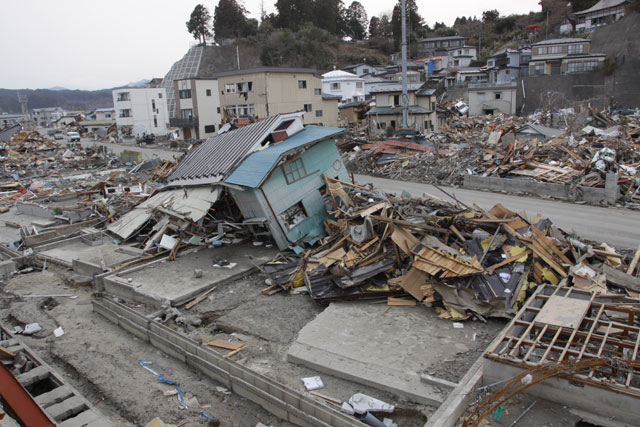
[401,0,408,129]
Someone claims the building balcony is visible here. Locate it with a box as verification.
[169,116,199,128]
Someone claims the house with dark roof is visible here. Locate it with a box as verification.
[529,38,606,76]
[366,82,438,135]
[108,113,349,249]
[560,0,629,34]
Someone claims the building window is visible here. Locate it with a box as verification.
[217,107,221,114]
[356,82,363,88]
[304,104,312,112]
[533,62,545,75]
[567,60,600,73]
[158,93,163,98]
[224,83,236,93]
[282,158,308,185]
[392,95,400,105]
[330,82,340,90]
[119,109,131,118]
[204,125,216,133]
[116,92,130,101]
[495,92,501,99]
[279,201,308,230]
[465,49,470,54]
[236,82,252,92]
[316,110,323,117]
[105,113,111,118]
[206,89,212,96]
[314,88,321,95]
[153,116,158,127]
[152,100,156,110]
[298,80,307,89]
[181,109,193,119]
[179,89,192,99]
[225,104,255,117]
[568,44,584,54]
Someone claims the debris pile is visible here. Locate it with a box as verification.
[265,177,639,321]
[344,108,640,205]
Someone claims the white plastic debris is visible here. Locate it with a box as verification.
[383,418,398,427]
[340,402,355,415]
[53,326,64,337]
[348,393,394,414]
[22,323,42,335]
[301,376,324,391]
[215,386,231,395]
[521,374,533,385]
[453,322,464,329]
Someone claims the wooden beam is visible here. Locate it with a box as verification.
[603,264,640,294]
[627,245,640,275]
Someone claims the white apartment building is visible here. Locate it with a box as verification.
[112,88,169,137]
[321,70,365,106]
[172,78,223,140]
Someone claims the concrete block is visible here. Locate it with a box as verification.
[57,410,100,427]
[17,202,54,219]
[0,260,16,278]
[72,259,104,277]
[46,395,88,421]
[17,365,50,387]
[34,385,74,408]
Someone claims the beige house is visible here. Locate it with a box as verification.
[172,78,223,140]
[213,67,339,127]
[529,38,606,76]
[367,82,438,135]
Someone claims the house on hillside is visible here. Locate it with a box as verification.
[560,0,629,34]
[467,83,517,116]
[416,36,467,59]
[321,70,365,106]
[486,48,532,83]
[366,82,438,135]
[529,38,606,75]
[108,113,350,250]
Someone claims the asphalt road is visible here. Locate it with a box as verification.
[354,174,640,249]
[77,138,179,161]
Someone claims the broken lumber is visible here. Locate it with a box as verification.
[602,264,640,293]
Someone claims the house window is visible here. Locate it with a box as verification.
[236,82,252,92]
[392,95,400,105]
[298,80,307,89]
[181,109,193,119]
[179,89,192,99]
[116,92,130,101]
[279,201,308,230]
[153,116,158,127]
[314,88,321,95]
[217,107,221,114]
[330,82,340,90]
[568,44,584,54]
[224,83,236,93]
[316,110,323,117]
[119,109,131,118]
[304,104,312,112]
[152,100,156,110]
[225,104,255,117]
[204,125,216,133]
[465,49,470,54]
[362,68,369,74]
[206,89,212,96]
[495,92,501,99]
[390,120,396,129]
[158,93,163,98]
[105,113,111,118]
[283,157,308,184]
[356,82,363,88]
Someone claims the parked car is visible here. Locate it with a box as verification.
[66,132,80,142]
[54,134,64,140]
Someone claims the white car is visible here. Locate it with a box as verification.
[66,132,80,142]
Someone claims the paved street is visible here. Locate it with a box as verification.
[355,174,640,249]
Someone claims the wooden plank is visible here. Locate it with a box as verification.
[390,226,419,255]
[602,264,640,293]
[0,345,16,359]
[387,297,417,306]
[486,249,532,273]
[261,284,283,296]
[449,224,465,242]
[222,344,247,359]
[184,286,217,310]
[627,245,640,275]
[207,340,245,350]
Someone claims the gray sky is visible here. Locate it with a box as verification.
[0,0,540,90]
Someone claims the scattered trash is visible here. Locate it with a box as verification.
[301,376,325,391]
[22,323,42,335]
[348,393,395,414]
[139,360,189,409]
[53,326,64,337]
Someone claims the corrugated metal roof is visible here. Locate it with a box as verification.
[166,115,281,186]
[224,125,344,188]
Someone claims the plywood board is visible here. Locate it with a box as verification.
[534,295,590,329]
[207,340,245,350]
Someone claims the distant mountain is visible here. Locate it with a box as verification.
[0,88,114,113]
[47,86,68,91]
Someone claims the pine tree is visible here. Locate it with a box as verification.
[345,1,367,39]
[186,4,212,45]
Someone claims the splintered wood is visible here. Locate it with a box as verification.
[412,246,482,278]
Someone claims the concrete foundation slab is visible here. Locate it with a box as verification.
[104,244,278,307]
[38,240,136,268]
[286,303,481,406]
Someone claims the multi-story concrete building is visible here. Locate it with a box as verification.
[467,83,517,116]
[171,78,223,140]
[529,38,606,76]
[486,48,532,83]
[112,88,169,138]
[32,107,65,127]
[321,70,365,106]
[416,36,467,59]
[213,67,339,127]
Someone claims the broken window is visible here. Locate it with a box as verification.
[181,109,193,119]
[283,157,308,184]
[304,104,312,112]
[204,125,215,133]
[119,109,131,118]
[179,89,192,99]
[298,80,307,89]
[279,201,308,230]
[495,92,501,100]
[116,92,130,101]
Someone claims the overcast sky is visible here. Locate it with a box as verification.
[0,0,540,90]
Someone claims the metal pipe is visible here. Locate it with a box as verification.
[400,0,408,128]
[508,400,536,426]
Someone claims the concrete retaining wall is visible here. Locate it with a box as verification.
[463,173,618,205]
[92,299,362,427]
